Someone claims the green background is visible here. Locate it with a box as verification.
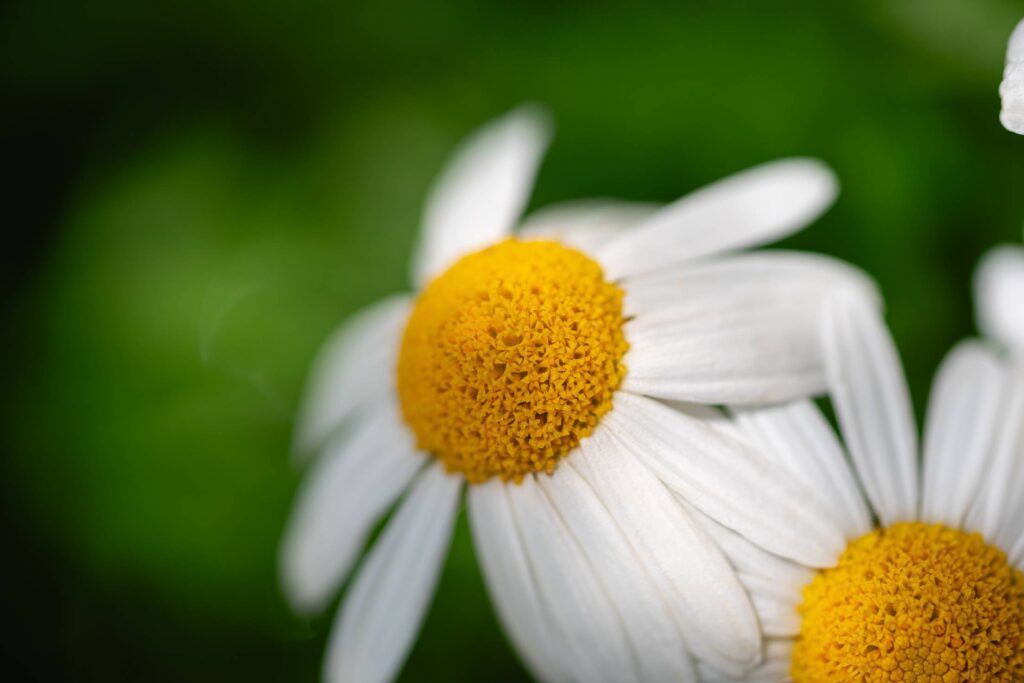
[3,0,1024,680]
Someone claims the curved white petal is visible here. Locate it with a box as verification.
[574,426,761,675]
[823,293,918,526]
[921,341,1006,527]
[731,401,872,540]
[538,461,698,683]
[1001,19,1024,134]
[507,475,639,683]
[596,158,838,280]
[467,480,570,683]
[280,399,424,614]
[699,640,794,683]
[975,245,1024,352]
[324,462,461,683]
[517,199,660,255]
[292,296,411,458]
[412,106,551,287]
[605,392,845,567]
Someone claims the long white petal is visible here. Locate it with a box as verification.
[606,392,845,567]
[517,199,660,255]
[699,640,794,683]
[823,293,918,526]
[324,462,461,683]
[921,342,1006,527]
[292,296,411,458]
[507,475,639,683]
[596,159,838,280]
[731,401,872,540]
[280,399,424,614]
[467,480,570,683]
[538,461,698,683]
[574,425,761,675]
[412,106,551,287]
[1001,18,1024,134]
[975,245,1024,352]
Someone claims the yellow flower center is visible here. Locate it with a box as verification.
[792,522,1024,682]
[396,239,628,483]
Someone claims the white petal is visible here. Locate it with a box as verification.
[292,296,411,458]
[975,246,1024,352]
[467,480,571,683]
[507,475,639,683]
[605,392,846,567]
[823,293,919,526]
[280,399,424,614]
[921,342,1006,528]
[596,158,838,280]
[731,401,872,540]
[1001,19,1024,134]
[622,285,827,405]
[574,427,762,675]
[517,199,660,255]
[412,106,551,287]
[749,592,801,638]
[699,640,794,683]
[325,462,461,683]
[538,461,698,683]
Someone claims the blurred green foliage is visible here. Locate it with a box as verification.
[3,0,1024,680]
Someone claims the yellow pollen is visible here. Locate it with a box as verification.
[396,239,628,484]
[792,522,1024,682]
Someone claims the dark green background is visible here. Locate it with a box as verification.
[3,0,1024,680]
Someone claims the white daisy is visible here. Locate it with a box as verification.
[703,292,1024,681]
[1002,17,1024,134]
[280,106,876,683]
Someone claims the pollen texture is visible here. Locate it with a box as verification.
[792,522,1024,682]
[397,239,628,483]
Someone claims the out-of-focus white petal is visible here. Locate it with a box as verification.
[292,295,411,458]
[699,640,794,683]
[412,106,551,287]
[975,245,1024,352]
[596,158,838,280]
[324,462,461,683]
[517,199,660,255]
[605,392,846,567]
[823,293,919,527]
[280,399,424,614]
[1001,19,1024,134]
[921,341,1006,528]
[468,480,571,683]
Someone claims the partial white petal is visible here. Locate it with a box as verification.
[1001,19,1024,134]
[574,426,762,675]
[699,640,794,683]
[507,475,639,683]
[325,463,461,683]
[280,399,424,614]
[412,106,551,286]
[921,342,1006,527]
[731,401,872,540]
[538,461,698,683]
[749,592,801,638]
[468,481,570,683]
[605,392,846,567]
[292,296,410,458]
[975,246,1024,352]
[517,199,660,255]
[596,159,838,280]
[823,293,918,526]
[623,250,879,318]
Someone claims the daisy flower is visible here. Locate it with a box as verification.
[704,291,1024,681]
[1002,17,1024,134]
[280,106,875,683]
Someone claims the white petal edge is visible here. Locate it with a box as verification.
[920,341,1006,528]
[575,426,762,675]
[292,295,411,458]
[699,640,794,683]
[467,480,571,683]
[324,462,461,683]
[516,199,660,255]
[596,158,838,281]
[823,293,919,526]
[412,106,552,287]
[1001,19,1024,134]
[280,398,424,614]
[605,392,846,567]
[974,245,1024,352]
